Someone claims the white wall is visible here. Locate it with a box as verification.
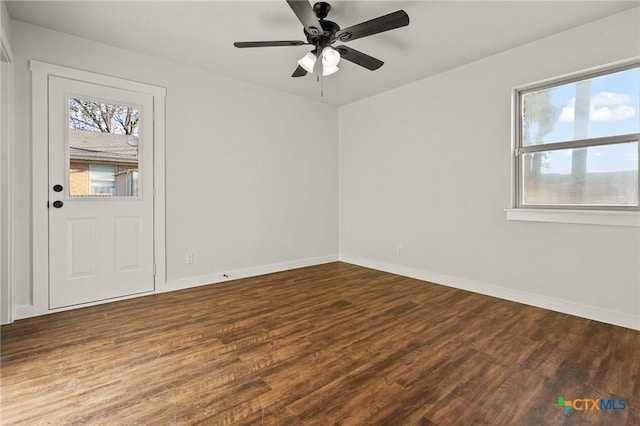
[10,20,338,314]
[339,8,640,329]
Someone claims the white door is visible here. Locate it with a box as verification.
[48,76,155,309]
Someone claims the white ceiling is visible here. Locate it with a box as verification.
[6,1,639,105]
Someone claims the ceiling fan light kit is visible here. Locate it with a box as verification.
[321,47,340,76]
[297,51,317,73]
[322,65,339,77]
[322,47,340,67]
[234,0,410,82]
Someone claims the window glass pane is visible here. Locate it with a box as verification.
[68,97,140,197]
[90,163,116,195]
[90,163,116,181]
[521,142,638,206]
[522,68,640,146]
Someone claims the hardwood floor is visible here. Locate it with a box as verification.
[2,262,639,425]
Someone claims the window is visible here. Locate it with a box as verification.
[89,163,117,195]
[67,96,140,198]
[514,63,639,211]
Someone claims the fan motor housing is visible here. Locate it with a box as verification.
[304,19,340,48]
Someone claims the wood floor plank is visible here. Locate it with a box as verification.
[2,262,638,425]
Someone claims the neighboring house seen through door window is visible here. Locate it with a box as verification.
[67,97,140,198]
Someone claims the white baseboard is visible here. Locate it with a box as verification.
[13,254,636,330]
[10,255,339,321]
[12,304,34,321]
[166,254,339,292]
[339,255,640,331]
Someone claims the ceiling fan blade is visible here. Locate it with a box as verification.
[336,46,384,71]
[292,65,308,77]
[286,0,323,36]
[334,10,409,42]
[234,40,306,48]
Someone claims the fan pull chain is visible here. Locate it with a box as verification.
[317,43,323,98]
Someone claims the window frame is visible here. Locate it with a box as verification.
[512,59,640,213]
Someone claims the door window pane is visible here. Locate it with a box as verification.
[521,142,638,206]
[68,97,140,197]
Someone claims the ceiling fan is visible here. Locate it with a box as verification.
[233,1,410,78]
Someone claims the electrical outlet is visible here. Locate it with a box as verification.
[396,244,403,255]
[185,252,195,264]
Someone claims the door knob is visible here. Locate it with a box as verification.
[52,200,64,208]
[53,184,63,192]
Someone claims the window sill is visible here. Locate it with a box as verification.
[505,208,640,227]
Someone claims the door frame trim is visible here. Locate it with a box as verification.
[1,28,14,324]
[28,60,166,318]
